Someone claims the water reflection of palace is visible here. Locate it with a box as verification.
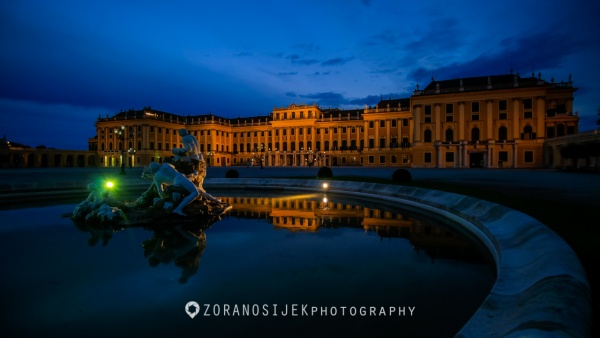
[222,195,488,263]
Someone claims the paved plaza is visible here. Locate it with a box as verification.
[2,166,599,207]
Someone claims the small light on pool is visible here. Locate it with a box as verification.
[322,183,328,189]
[105,181,115,189]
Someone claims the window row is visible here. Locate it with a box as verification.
[422,125,537,143]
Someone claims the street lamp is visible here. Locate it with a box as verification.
[128,148,136,168]
[114,124,127,175]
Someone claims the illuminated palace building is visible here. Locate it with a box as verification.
[92,73,579,168]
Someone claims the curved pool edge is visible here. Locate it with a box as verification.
[205,178,591,338]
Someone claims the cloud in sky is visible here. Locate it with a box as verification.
[1,0,599,148]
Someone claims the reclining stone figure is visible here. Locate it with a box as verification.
[142,162,199,216]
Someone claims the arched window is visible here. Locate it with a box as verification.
[109,142,113,151]
[283,142,288,151]
[307,141,312,150]
[291,142,296,151]
[233,144,237,153]
[471,127,480,142]
[498,126,508,141]
[240,143,244,152]
[445,128,454,142]
[557,124,565,137]
[316,141,321,151]
[137,141,141,150]
[324,141,330,151]
[275,142,280,151]
[341,140,347,150]
[299,141,304,150]
[246,143,251,152]
[333,140,338,150]
[424,129,432,143]
[101,143,105,151]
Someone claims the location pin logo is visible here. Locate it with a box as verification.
[185,301,200,319]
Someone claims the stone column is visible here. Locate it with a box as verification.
[536,97,546,138]
[486,100,493,141]
[513,99,520,140]
[459,102,465,141]
[413,105,421,142]
[435,104,441,141]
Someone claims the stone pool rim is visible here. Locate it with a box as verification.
[204,177,591,338]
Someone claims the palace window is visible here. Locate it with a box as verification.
[391,119,397,127]
[522,125,535,140]
[498,126,508,141]
[424,129,432,143]
[391,155,397,163]
[380,156,386,164]
[499,112,507,120]
[446,152,454,162]
[472,102,480,113]
[445,129,454,142]
[380,120,385,128]
[523,99,533,110]
[369,121,374,128]
[424,153,432,163]
[446,115,454,122]
[499,151,508,162]
[471,127,480,142]
[472,114,480,121]
[402,155,409,164]
[368,139,375,148]
[499,100,507,111]
[524,151,534,163]
[425,105,432,115]
[403,119,409,127]
[446,104,453,114]
[524,111,532,119]
[424,116,432,123]
[368,156,374,164]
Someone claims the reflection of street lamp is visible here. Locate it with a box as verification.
[128,148,136,168]
[114,124,127,175]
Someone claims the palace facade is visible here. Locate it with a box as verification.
[91,73,579,169]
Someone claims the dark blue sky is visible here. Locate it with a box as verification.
[1,0,599,149]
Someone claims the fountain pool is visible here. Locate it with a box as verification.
[0,190,495,337]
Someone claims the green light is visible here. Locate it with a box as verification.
[106,181,115,189]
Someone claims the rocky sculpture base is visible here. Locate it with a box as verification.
[71,183,232,229]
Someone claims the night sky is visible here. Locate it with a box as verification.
[1,0,599,150]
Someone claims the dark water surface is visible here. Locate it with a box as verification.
[0,191,495,337]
